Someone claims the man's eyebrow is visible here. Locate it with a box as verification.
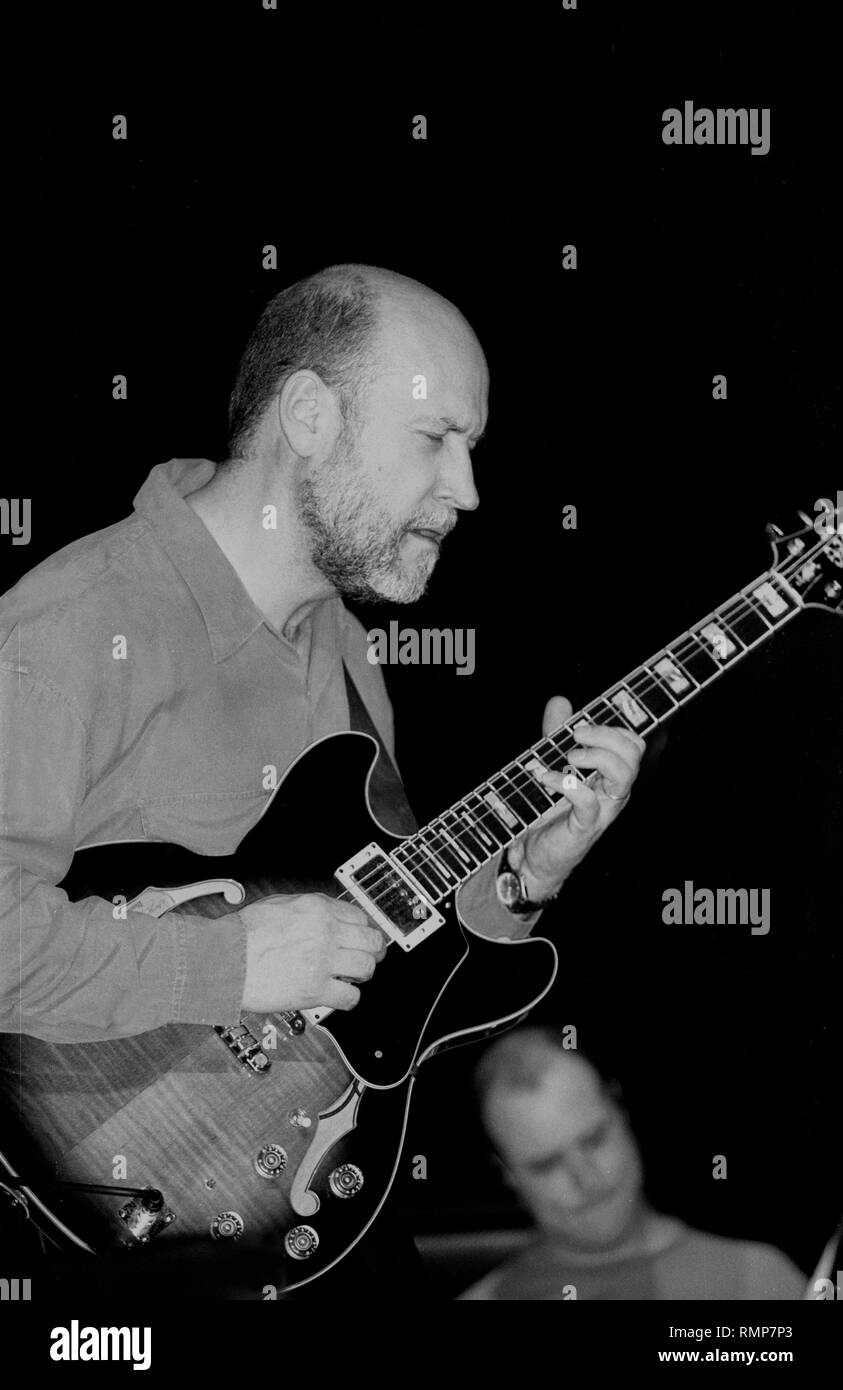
[526,1147,568,1173]
[412,414,487,444]
[523,1121,609,1171]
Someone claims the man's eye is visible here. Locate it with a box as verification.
[423,433,446,445]
[585,1125,608,1148]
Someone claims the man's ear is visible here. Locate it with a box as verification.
[605,1079,624,1106]
[277,370,337,458]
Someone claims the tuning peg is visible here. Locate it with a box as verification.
[765,522,783,540]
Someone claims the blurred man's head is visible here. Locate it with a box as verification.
[476,1030,645,1251]
[226,264,487,604]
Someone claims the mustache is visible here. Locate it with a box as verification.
[405,513,457,537]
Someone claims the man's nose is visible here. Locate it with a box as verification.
[437,444,479,512]
[564,1149,606,1197]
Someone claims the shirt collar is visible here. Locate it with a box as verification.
[133,459,268,663]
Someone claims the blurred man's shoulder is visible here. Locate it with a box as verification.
[665,1225,805,1299]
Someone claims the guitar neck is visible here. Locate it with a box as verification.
[389,554,811,904]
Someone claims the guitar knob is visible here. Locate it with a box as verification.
[254,1144,288,1179]
[210,1211,245,1240]
[328,1163,364,1199]
[284,1224,320,1260]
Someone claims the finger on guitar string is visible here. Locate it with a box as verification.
[537,766,601,832]
[566,744,635,797]
[572,722,647,764]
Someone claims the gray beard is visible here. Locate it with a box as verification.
[294,432,444,604]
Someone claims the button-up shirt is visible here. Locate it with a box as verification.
[1,459,531,1043]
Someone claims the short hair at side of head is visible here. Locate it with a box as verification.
[226,265,385,461]
[474,1027,621,1114]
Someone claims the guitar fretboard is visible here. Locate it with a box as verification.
[373,548,816,909]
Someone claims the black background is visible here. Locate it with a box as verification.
[3,0,840,1301]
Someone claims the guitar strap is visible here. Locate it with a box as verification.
[342,664,419,837]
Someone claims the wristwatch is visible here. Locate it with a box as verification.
[496,845,559,916]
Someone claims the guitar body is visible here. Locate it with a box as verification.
[0,731,558,1291]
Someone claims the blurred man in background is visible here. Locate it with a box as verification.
[460,1028,804,1300]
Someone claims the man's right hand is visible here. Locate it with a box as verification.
[239,893,387,1013]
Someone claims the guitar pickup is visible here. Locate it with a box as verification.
[334,844,445,952]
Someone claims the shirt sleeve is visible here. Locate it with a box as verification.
[0,664,247,1043]
[456,855,543,941]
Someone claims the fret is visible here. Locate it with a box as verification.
[750,576,798,622]
[489,775,532,828]
[694,617,745,665]
[720,596,772,644]
[583,699,617,724]
[401,853,446,899]
[463,795,509,850]
[415,831,457,888]
[406,845,451,898]
[548,725,594,780]
[426,833,469,881]
[378,556,816,914]
[606,686,657,731]
[582,699,636,734]
[441,810,486,865]
[467,792,511,846]
[542,732,575,771]
[562,717,598,777]
[627,667,677,718]
[523,754,566,806]
[652,653,698,698]
[436,814,482,870]
[510,759,556,814]
[669,635,721,685]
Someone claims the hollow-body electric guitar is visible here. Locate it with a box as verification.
[1,506,840,1291]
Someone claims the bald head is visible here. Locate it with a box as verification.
[227,263,479,461]
[312,263,469,323]
[205,262,486,619]
[476,1030,644,1250]
[477,1031,610,1142]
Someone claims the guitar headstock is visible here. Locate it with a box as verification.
[767,496,843,613]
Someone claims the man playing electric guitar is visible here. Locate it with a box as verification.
[0,265,644,1296]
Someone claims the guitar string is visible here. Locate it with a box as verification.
[387,588,784,894]
[351,530,837,913]
[391,536,832,893]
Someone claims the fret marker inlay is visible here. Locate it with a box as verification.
[483,790,519,830]
[699,622,738,660]
[753,581,788,617]
[610,689,650,726]
[655,657,692,693]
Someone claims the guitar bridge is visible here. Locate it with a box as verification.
[334,844,444,952]
[213,1022,271,1073]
